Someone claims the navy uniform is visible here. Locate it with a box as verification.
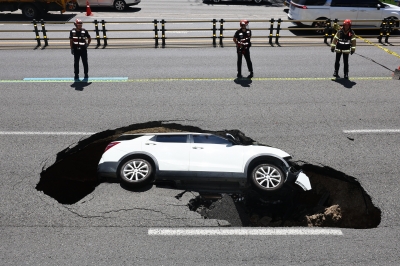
[233,19,253,79]
[331,19,356,79]
[69,19,91,80]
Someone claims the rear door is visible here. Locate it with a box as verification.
[330,0,359,23]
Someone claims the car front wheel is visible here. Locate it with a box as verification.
[250,163,284,192]
[312,18,328,34]
[119,158,153,186]
[114,0,127,11]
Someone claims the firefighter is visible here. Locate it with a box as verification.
[70,19,91,80]
[233,19,253,79]
[331,19,356,79]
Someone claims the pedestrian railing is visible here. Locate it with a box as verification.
[0,18,398,49]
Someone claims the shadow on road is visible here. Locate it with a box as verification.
[234,77,252,87]
[70,80,92,91]
[331,78,357,89]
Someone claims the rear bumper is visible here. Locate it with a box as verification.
[97,162,118,179]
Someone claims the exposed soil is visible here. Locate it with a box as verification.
[37,121,381,228]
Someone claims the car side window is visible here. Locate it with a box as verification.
[155,135,188,143]
[192,135,232,145]
[358,0,379,8]
[331,0,358,7]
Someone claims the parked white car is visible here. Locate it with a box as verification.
[288,0,400,30]
[67,0,140,11]
[97,132,311,193]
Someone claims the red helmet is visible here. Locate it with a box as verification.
[343,19,352,26]
[75,18,83,25]
[240,19,249,27]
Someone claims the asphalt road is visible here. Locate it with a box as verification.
[1,1,400,265]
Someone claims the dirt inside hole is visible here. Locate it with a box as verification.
[36,121,381,228]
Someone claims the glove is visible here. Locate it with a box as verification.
[350,50,354,55]
[85,43,89,48]
[331,47,335,53]
[71,49,74,55]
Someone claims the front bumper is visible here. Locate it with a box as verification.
[287,170,312,191]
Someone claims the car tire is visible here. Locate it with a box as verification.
[22,4,38,19]
[114,0,127,11]
[119,158,153,187]
[66,1,78,11]
[250,163,285,192]
[312,18,328,34]
[212,0,221,3]
[386,16,399,32]
[254,0,263,4]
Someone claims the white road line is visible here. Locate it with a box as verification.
[343,129,400,134]
[0,131,94,135]
[148,228,343,236]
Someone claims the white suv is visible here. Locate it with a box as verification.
[288,0,400,29]
[97,133,311,193]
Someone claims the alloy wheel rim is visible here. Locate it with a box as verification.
[255,166,282,188]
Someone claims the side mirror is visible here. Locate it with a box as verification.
[225,133,238,144]
[377,4,381,10]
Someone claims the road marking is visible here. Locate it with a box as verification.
[0,131,94,135]
[148,228,343,236]
[0,77,391,83]
[343,129,400,134]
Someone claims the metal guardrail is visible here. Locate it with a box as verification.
[0,18,398,49]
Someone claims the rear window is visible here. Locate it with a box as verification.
[155,135,188,143]
[291,0,327,5]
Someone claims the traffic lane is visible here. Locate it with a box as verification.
[0,46,398,80]
[0,79,399,226]
[1,226,400,265]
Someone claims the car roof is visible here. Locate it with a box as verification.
[121,132,212,136]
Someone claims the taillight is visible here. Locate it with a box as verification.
[292,3,307,9]
[104,141,120,152]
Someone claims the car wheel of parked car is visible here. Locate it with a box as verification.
[386,16,400,31]
[250,163,284,192]
[22,4,38,19]
[114,0,127,11]
[312,18,328,34]
[212,0,221,3]
[66,1,78,11]
[119,158,153,186]
[254,0,263,4]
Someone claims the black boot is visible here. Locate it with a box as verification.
[237,73,242,78]
[247,72,253,79]
[344,72,349,79]
[333,70,339,78]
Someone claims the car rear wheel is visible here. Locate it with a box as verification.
[312,18,328,34]
[119,158,153,186]
[250,163,284,192]
[254,0,263,4]
[22,4,38,19]
[66,1,78,11]
[114,0,127,11]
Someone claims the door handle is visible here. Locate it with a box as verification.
[192,147,203,149]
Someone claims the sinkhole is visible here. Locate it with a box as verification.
[36,121,381,229]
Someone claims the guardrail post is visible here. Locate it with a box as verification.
[275,18,281,45]
[153,19,159,48]
[161,19,166,47]
[219,19,224,47]
[324,19,331,44]
[212,19,217,47]
[32,19,41,47]
[331,18,338,43]
[378,18,386,43]
[40,19,48,47]
[94,19,101,48]
[268,18,274,45]
[385,18,394,43]
[101,20,107,47]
